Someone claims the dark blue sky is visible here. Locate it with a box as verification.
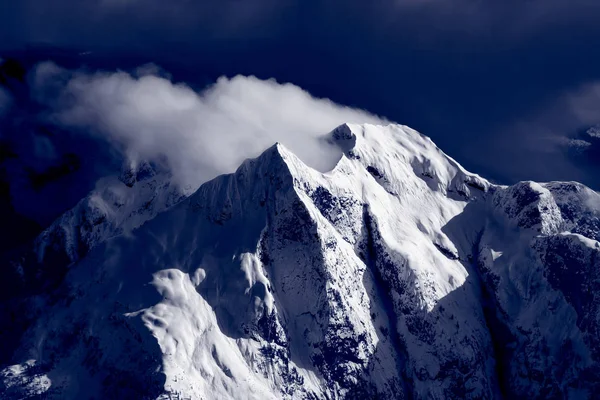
[2,0,600,188]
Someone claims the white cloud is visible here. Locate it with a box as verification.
[35,63,384,189]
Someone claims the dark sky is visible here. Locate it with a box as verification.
[2,0,600,188]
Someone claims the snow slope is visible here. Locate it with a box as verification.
[2,123,600,399]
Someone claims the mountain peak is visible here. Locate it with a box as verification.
[4,123,600,399]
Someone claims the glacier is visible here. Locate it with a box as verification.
[1,123,600,399]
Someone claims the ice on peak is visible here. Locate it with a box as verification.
[214,141,299,189]
[244,141,299,168]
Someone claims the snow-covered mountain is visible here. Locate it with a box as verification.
[2,123,600,399]
[35,160,190,265]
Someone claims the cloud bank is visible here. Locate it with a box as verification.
[35,63,384,189]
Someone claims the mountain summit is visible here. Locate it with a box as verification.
[2,123,600,399]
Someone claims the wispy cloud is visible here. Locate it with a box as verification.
[566,83,600,127]
[4,2,600,190]
[491,80,600,186]
[34,62,384,189]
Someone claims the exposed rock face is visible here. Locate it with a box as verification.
[2,123,600,399]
